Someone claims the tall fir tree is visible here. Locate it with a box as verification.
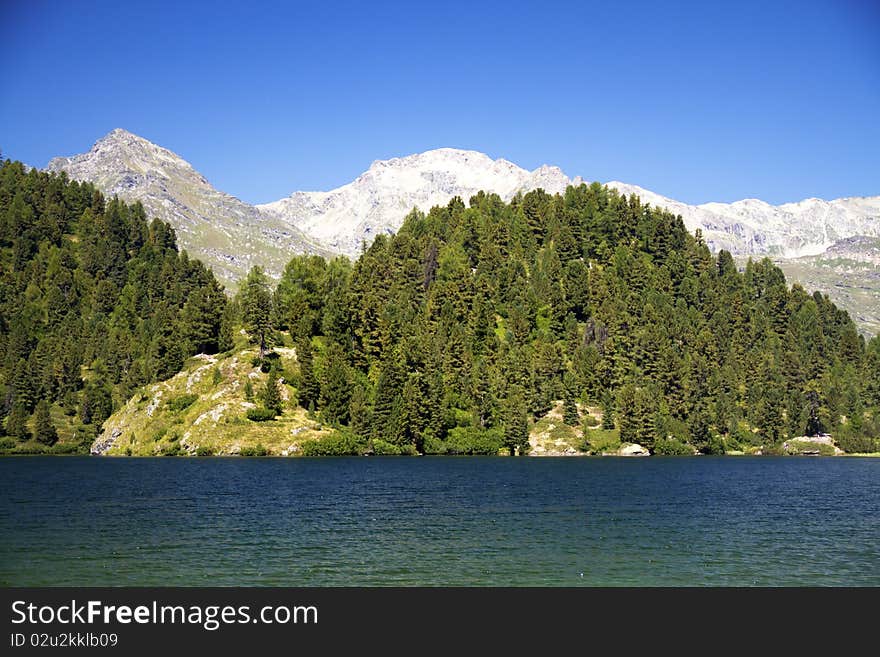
[296,338,320,410]
[261,368,283,416]
[240,266,273,357]
[503,385,530,456]
[33,400,57,446]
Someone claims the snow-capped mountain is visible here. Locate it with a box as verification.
[258,147,879,259]
[47,129,328,287]
[46,129,879,287]
[258,148,586,256]
[602,182,880,258]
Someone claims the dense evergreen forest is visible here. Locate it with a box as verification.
[0,160,231,451]
[2,158,879,455]
[240,184,880,455]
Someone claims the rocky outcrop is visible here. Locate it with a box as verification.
[617,443,650,457]
[782,434,845,455]
[90,428,123,455]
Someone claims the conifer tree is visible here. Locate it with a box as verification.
[296,338,320,410]
[320,344,351,425]
[563,394,579,426]
[5,403,29,441]
[601,393,615,430]
[503,385,530,456]
[240,266,273,357]
[261,368,283,416]
[33,400,57,446]
[349,384,370,439]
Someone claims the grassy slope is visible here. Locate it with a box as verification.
[98,338,332,456]
[528,401,614,455]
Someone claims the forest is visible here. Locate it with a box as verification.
[0,160,231,451]
[2,158,879,455]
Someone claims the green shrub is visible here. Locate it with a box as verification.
[195,445,215,456]
[167,394,199,412]
[212,368,222,386]
[162,443,182,456]
[582,414,600,428]
[656,414,690,443]
[836,432,876,454]
[153,427,168,442]
[300,432,364,456]
[239,443,269,457]
[422,434,446,455]
[784,439,836,456]
[653,437,694,455]
[371,439,405,455]
[703,434,726,455]
[51,442,85,455]
[449,408,474,428]
[246,407,277,422]
[443,426,504,455]
[251,352,279,372]
[0,437,16,450]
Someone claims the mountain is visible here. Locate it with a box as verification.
[47,129,329,287]
[257,146,879,260]
[258,148,585,256]
[603,182,880,258]
[46,131,879,332]
[772,236,880,337]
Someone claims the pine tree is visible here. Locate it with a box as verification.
[240,266,273,357]
[563,393,579,426]
[296,338,320,410]
[616,384,638,443]
[601,392,615,430]
[244,379,254,402]
[349,384,370,439]
[5,403,29,441]
[503,385,530,456]
[261,368,283,416]
[320,344,351,425]
[33,400,57,446]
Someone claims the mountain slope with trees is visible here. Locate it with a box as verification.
[3,155,878,456]
[234,184,880,456]
[0,159,232,452]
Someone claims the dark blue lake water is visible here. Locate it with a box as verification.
[1,456,877,586]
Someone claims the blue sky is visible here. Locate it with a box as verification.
[1,0,878,205]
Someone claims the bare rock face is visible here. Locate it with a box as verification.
[91,428,122,455]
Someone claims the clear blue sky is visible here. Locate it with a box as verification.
[1,0,878,205]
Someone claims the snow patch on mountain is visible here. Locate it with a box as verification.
[258,148,585,256]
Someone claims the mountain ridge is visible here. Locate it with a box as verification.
[47,129,330,287]
[45,129,879,279]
